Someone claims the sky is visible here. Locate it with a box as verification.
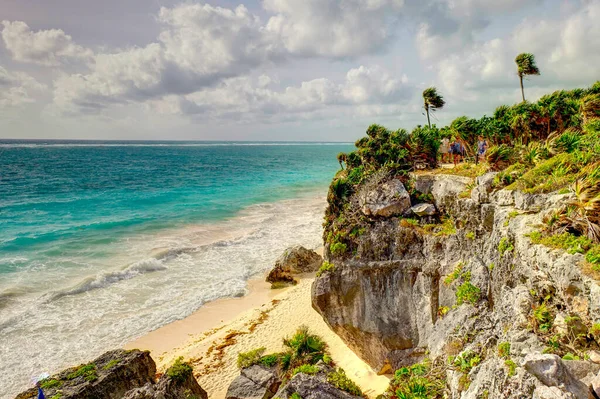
[0,0,598,141]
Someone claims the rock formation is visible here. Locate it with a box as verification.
[266,245,323,286]
[15,350,207,399]
[314,172,600,398]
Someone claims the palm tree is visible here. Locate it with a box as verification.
[423,87,445,128]
[515,53,540,102]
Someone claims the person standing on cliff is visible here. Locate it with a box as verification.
[477,135,488,162]
[440,136,450,163]
[450,137,462,167]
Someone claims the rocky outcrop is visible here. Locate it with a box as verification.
[266,246,323,285]
[16,350,206,399]
[274,373,362,399]
[225,365,280,399]
[359,178,411,218]
[313,173,600,398]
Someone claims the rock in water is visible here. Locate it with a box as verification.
[359,179,411,218]
[225,365,280,399]
[266,245,323,284]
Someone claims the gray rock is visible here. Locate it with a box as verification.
[274,372,362,399]
[123,368,208,399]
[226,365,280,399]
[410,203,437,216]
[523,354,589,399]
[266,246,323,284]
[493,189,515,206]
[359,179,411,218]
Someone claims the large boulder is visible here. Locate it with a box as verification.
[226,365,280,399]
[266,246,323,285]
[123,363,208,399]
[16,350,156,399]
[273,367,362,399]
[523,354,590,399]
[359,179,411,218]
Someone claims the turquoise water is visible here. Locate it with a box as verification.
[0,140,351,397]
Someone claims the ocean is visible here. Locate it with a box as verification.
[0,140,352,397]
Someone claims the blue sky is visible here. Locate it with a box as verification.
[0,0,598,141]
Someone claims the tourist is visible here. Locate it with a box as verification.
[450,137,463,167]
[477,135,488,162]
[440,136,450,163]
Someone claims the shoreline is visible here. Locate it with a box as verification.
[125,275,390,399]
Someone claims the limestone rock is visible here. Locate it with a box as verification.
[274,372,361,399]
[16,350,156,399]
[123,369,208,399]
[359,179,411,218]
[410,203,437,217]
[226,365,280,399]
[266,246,322,284]
[523,354,589,399]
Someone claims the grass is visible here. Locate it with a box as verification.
[237,347,266,369]
[423,216,456,237]
[67,363,98,382]
[390,359,446,399]
[292,364,319,376]
[528,231,600,271]
[102,359,119,370]
[39,379,62,390]
[316,261,335,277]
[166,357,193,384]
[497,342,511,359]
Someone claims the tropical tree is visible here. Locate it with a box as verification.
[515,53,541,102]
[423,87,446,128]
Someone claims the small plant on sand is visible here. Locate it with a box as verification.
[166,357,193,384]
[283,326,328,370]
[316,262,335,277]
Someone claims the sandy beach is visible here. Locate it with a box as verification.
[125,276,389,399]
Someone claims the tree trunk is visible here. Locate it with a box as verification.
[425,103,431,128]
[519,75,525,102]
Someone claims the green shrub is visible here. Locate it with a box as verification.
[290,393,303,399]
[40,379,62,390]
[166,357,193,385]
[443,263,464,286]
[498,237,514,256]
[67,363,98,382]
[505,359,517,377]
[586,246,600,270]
[316,262,335,277]
[292,364,319,376]
[238,348,266,369]
[465,231,475,240]
[259,354,280,368]
[327,368,363,397]
[329,242,347,257]
[283,326,327,368]
[456,281,481,305]
[452,350,482,373]
[391,360,445,399]
[562,352,581,361]
[498,342,511,359]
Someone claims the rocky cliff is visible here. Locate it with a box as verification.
[313,171,600,398]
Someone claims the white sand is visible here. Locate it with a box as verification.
[125,277,389,398]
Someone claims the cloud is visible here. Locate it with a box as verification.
[0,65,47,108]
[1,21,93,66]
[263,0,404,57]
[148,65,412,123]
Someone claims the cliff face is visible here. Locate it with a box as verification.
[313,172,600,398]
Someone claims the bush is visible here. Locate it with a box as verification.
[456,281,481,305]
[166,357,193,385]
[238,348,266,369]
[292,364,319,376]
[67,363,97,382]
[327,368,363,397]
[316,262,335,277]
[283,326,327,369]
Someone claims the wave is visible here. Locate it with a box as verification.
[45,258,168,302]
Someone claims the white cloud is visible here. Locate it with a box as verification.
[1,21,93,66]
[0,66,46,108]
[149,65,412,122]
[263,0,404,57]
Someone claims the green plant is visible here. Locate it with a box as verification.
[391,360,445,399]
[465,231,475,240]
[444,263,464,285]
[498,342,511,359]
[456,281,481,306]
[292,364,319,376]
[67,363,98,382]
[452,350,482,373]
[515,53,541,102]
[259,354,280,368]
[166,357,193,384]
[290,393,303,399]
[423,87,446,129]
[488,263,495,272]
[283,326,327,369]
[438,306,450,318]
[237,348,266,369]
[498,237,515,256]
[532,303,553,332]
[316,262,335,277]
[327,368,363,396]
[102,359,119,370]
[562,352,581,361]
[40,379,62,390]
[505,359,517,377]
[329,242,347,257]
